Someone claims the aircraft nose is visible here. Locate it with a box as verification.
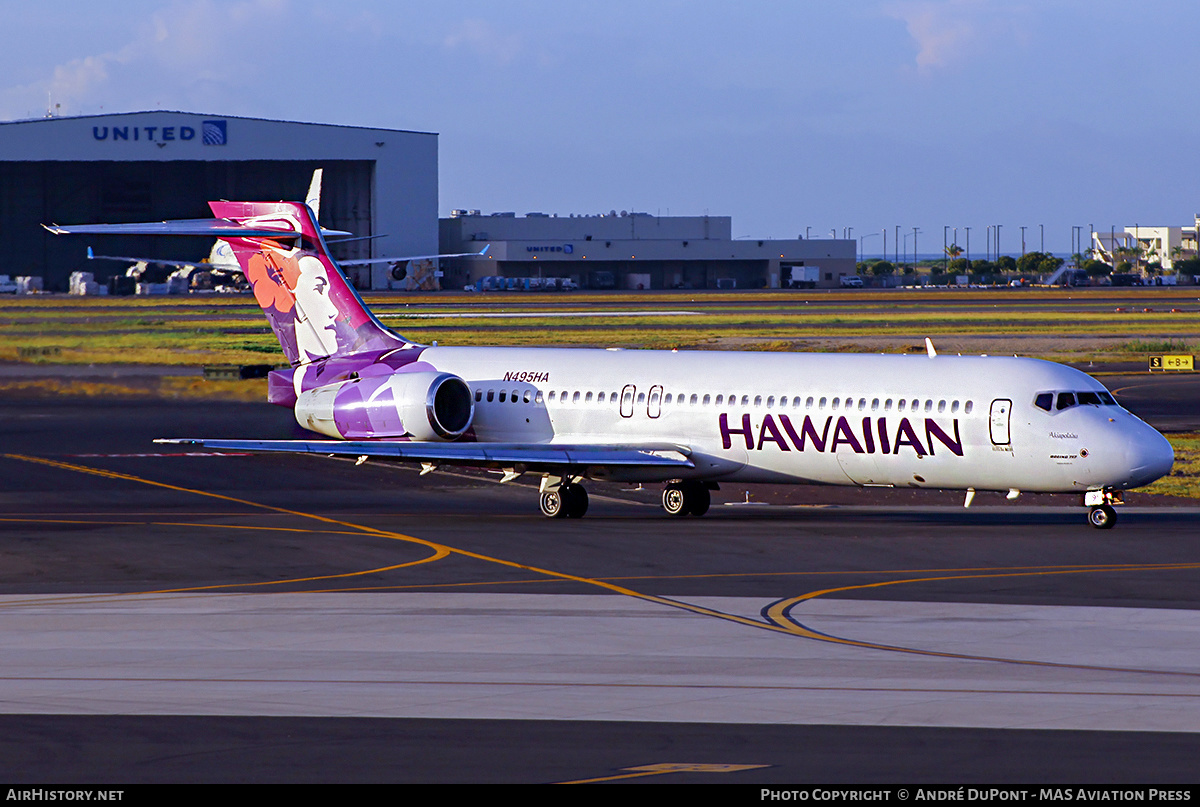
[1124,423,1174,488]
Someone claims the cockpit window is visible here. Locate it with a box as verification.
[1042,390,1118,412]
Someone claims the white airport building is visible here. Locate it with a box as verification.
[0,111,437,290]
[1092,218,1200,271]
[439,211,855,290]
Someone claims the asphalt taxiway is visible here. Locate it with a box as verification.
[1,395,1199,783]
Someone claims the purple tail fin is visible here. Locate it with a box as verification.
[210,201,407,366]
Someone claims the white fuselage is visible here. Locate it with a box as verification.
[415,346,1173,493]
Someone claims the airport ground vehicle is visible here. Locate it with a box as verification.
[784,266,820,289]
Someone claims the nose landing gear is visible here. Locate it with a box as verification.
[1087,504,1117,529]
[1084,489,1122,529]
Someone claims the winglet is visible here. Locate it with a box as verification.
[478,244,490,257]
[925,337,937,358]
[86,246,94,260]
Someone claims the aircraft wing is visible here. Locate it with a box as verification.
[340,244,490,266]
[154,438,693,473]
[82,247,231,271]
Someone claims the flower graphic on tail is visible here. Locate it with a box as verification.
[247,249,302,313]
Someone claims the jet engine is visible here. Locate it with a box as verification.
[295,371,474,441]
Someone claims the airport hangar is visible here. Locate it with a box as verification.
[0,111,437,291]
[0,110,854,292]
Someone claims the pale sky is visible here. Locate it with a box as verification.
[4,1,1196,255]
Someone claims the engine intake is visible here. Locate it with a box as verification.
[420,373,474,439]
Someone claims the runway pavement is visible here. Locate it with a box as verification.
[1,395,1199,783]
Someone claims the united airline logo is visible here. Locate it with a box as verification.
[89,118,228,145]
[92,124,197,141]
[202,119,227,145]
[719,413,963,458]
[525,245,573,254]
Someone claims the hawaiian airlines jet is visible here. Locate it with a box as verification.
[47,200,1174,528]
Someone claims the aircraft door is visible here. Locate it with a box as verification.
[620,384,636,418]
[990,399,1012,445]
[647,385,662,418]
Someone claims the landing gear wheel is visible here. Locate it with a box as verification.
[1088,504,1117,529]
[563,484,589,518]
[539,484,589,519]
[662,482,711,517]
[539,490,567,518]
[663,485,688,516]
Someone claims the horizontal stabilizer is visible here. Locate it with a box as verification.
[45,219,351,238]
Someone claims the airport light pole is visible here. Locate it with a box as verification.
[1020,225,1027,256]
[944,225,949,272]
[964,227,970,263]
[859,232,879,262]
[1040,224,1044,253]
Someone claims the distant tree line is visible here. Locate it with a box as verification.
[855,249,1198,286]
[856,250,1070,282]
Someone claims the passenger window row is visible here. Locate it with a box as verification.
[472,386,975,415]
[474,388,543,404]
[661,394,973,415]
[1034,390,1117,412]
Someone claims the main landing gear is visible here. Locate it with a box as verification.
[1084,489,1122,530]
[662,481,712,517]
[539,483,589,519]
[536,478,716,519]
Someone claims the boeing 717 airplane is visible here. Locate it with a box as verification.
[47,199,1174,528]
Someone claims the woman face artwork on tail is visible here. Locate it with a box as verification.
[291,254,342,360]
[245,244,344,363]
